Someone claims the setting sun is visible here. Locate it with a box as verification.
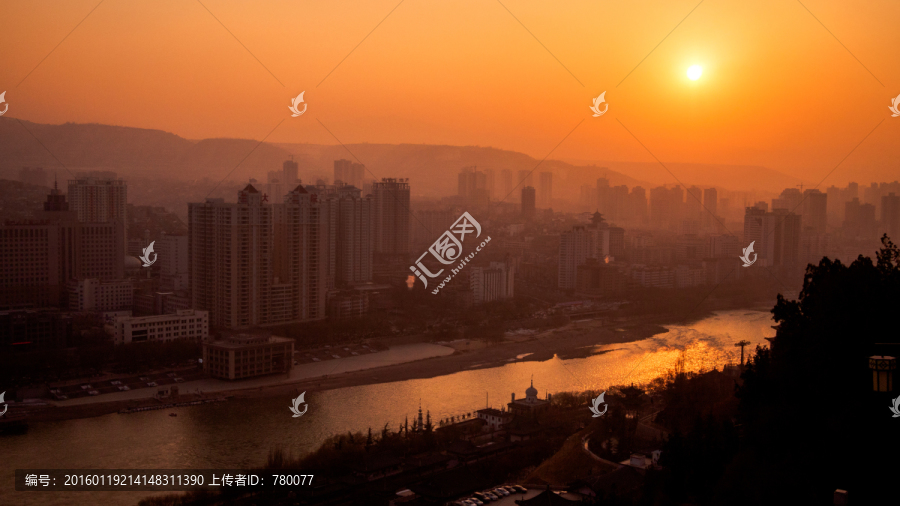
[687,64,703,80]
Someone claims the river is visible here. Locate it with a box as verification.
[1,309,776,506]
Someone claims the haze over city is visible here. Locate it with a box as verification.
[1,2,899,506]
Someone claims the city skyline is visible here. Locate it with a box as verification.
[3,1,900,187]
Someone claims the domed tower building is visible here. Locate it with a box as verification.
[508,377,551,416]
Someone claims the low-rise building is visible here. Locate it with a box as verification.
[0,308,72,351]
[68,278,133,312]
[202,333,293,380]
[476,408,513,431]
[113,309,209,345]
[507,379,551,416]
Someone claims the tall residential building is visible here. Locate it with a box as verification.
[373,178,410,257]
[282,158,299,188]
[157,234,189,291]
[500,169,513,200]
[470,261,514,304]
[597,177,610,216]
[538,172,553,207]
[882,193,900,240]
[843,198,877,239]
[801,189,827,234]
[457,166,489,206]
[558,216,613,290]
[189,184,274,328]
[743,207,801,267]
[273,185,327,321]
[521,186,536,218]
[307,184,374,287]
[411,209,457,250]
[333,159,365,189]
[0,187,124,308]
[703,188,718,230]
[67,176,127,257]
[517,170,534,190]
[631,186,648,224]
[772,188,802,212]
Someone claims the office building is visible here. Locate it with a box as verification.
[113,309,209,345]
[68,278,133,312]
[0,186,124,308]
[0,309,72,351]
[203,333,293,380]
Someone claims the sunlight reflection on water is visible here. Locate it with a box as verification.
[2,309,775,506]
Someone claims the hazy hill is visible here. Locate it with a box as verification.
[0,119,794,201]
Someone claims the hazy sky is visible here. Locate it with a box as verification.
[3,0,899,185]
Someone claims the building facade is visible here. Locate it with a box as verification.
[113,309,209,345]
[202,333,293,380]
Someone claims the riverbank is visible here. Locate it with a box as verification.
[15,312,690,423]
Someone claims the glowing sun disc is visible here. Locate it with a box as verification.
[687,65,703,80]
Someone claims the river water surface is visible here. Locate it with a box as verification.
[1,309,776,506]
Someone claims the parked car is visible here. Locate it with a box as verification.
[467,498,484,506]
[493,488,509,497]
[484,492,498,501]
[512,485,527,493]
[503,486,519,494]
[473,492,490,502]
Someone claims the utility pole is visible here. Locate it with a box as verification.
[735,340,752,366]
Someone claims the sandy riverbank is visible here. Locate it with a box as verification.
[18,314,680,423]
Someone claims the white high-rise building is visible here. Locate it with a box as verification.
[273,185,327,321]
[189,184,274,328]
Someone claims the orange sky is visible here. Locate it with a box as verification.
[3,0,899,185]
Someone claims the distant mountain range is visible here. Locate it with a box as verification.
[0,118,798,198]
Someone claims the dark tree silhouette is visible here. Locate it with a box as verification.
[719,235,900,505]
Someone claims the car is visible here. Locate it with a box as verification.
[467,498,484,505]
[484,492,498,500]
[493,488,509,496]
[473,492,490,502]
[512,485,527,493]
[503,486,519,494]
[88,390,99,396]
